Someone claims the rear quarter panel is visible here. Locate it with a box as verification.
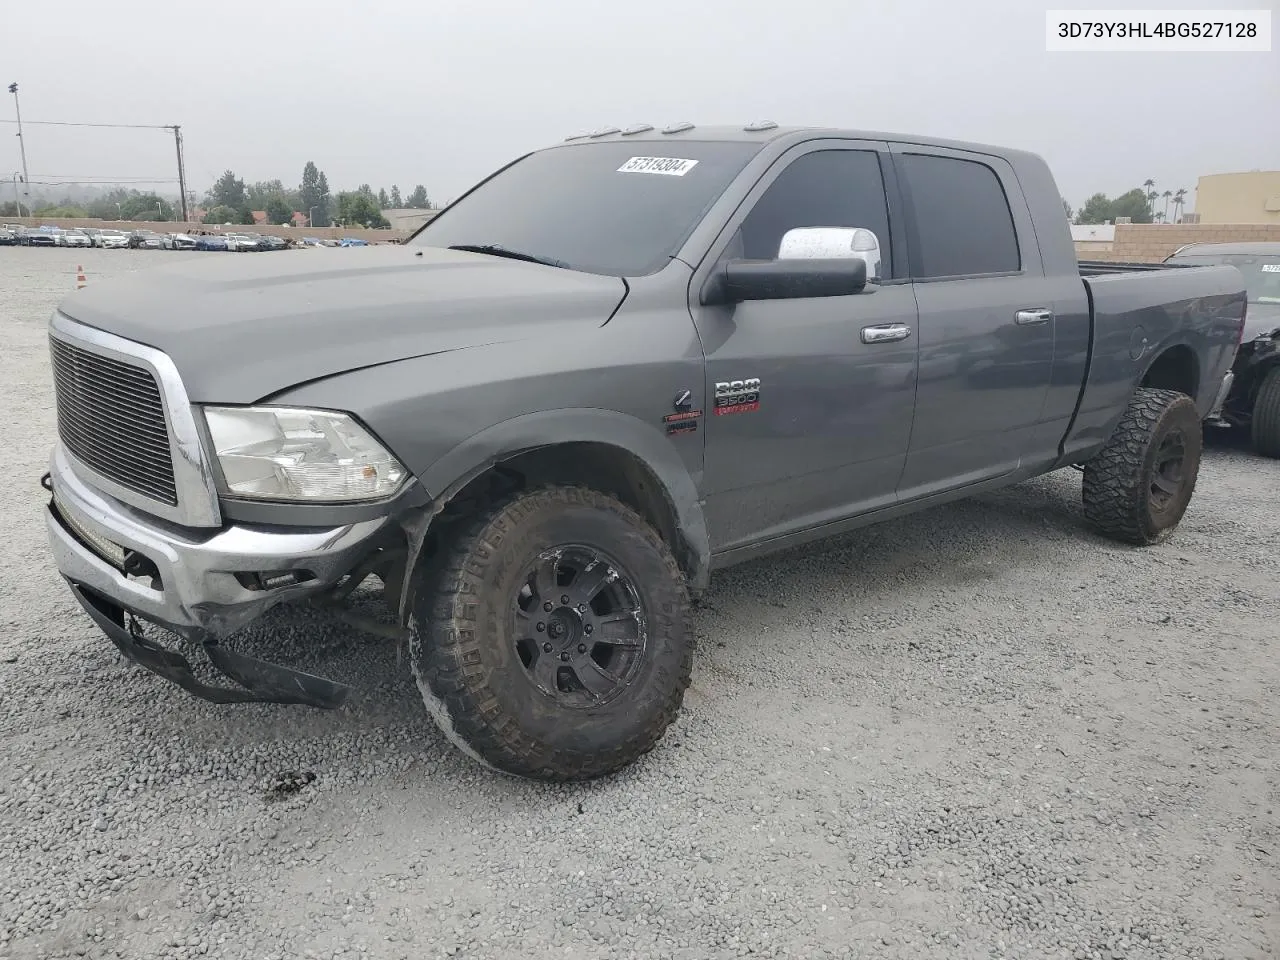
[1060,264,1246,461]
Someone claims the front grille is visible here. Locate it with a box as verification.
[49,337,178,505]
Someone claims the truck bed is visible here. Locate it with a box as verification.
[1060,263,1248,462]
[1077,259,1199,276]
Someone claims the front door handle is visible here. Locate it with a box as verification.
[861,323,912,344]
[1015,307,1054,326]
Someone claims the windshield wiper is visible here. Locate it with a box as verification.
[447,243,569,270]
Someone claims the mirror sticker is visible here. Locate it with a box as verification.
[617,156,699,176]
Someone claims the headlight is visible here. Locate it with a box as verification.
[202,406,408,502]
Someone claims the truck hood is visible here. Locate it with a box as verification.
[58,246,628,402]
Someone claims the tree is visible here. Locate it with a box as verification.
[1142,178,1156,217]
[1172,187,1188,222]
[334,190,389,228]
[202,205,240,224]
[299,161,331,227]
[1075,192,1113,224]
[1110,188,1153,224]
[390,184,402,207]
[1161,189,1173,221]
[377,187,389,208]
[237,206,257,225]
[1062,198,1073,221]
[34,204,89,218]
[119,193,174,221]
[207,170,247,210]
[265,195,293,225]
[406,184,429,209]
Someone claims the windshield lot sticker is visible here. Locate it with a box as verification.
[618,156,699,176]
[1262,264,1280,272]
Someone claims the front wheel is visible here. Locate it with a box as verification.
[410,485,693,781]
[1082,387,1203,546]
[1250,366,1280,459]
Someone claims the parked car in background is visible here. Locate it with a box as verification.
[1165,241,1280,456]
[0,227,17,246]
[338,237,369,247]
[224,233,260,252]
[20,227,56,247]
[61,230,91,248]
[257,235,288,251]
[98,231,129,249]
[193,234,229,252]
[128,230,165,250]
[162,233,197,251]
[80,228,104,247]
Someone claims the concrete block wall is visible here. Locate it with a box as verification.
[1076,223,1280,262]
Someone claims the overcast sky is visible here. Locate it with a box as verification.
[3,0,1277,210]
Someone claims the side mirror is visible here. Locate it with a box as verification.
[778,226,882,281]
[706,256,868,305]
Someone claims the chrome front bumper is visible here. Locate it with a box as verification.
[45,442,391,641]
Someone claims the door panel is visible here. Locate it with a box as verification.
[900,276,1055,494]
[699,285,919,549]
[890,146,1056,498]
[689,143,920,552]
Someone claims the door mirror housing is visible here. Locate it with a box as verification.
[704,256,868,305]
[778,226,882,280]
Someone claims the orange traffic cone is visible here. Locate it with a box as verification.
[76,265,86,289]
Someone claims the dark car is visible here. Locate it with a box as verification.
[257,235,288,251]
[128,230,165,250]
[1164,241,1280,456]
[20,227,56,247]
[193,234,229,251]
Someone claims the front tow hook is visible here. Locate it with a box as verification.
[40,471,53,492]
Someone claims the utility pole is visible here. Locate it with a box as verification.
[11,172,23,217]
[169,125,189,223]
[8,83,31,214]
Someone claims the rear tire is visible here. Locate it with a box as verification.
[1250,366,1280,459]
[1082,387,1202,546]
[410,485,693,781]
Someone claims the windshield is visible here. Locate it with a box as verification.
[1167,252,1280,304]
[409,140,761,276]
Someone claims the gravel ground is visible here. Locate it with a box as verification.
[1,246,1277,960]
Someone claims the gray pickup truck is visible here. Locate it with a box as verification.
[41,123,1247,781]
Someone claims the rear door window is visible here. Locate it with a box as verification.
[898,153,1021,279]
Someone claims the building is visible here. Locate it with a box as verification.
[381,208,439,233]
[1194,171,1280,224]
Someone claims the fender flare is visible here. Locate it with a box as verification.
[394,408,711,622]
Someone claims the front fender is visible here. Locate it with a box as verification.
[419,407,710,591]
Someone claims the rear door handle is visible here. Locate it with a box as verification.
[1015,307,1054,326]
[861,323,912,344]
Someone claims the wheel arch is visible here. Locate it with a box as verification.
[392,409,711,622]
[1140,341,1200,400]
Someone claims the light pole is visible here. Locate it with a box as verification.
[8,83,31,215]
[11,172,23,217]
[309,205,317,227]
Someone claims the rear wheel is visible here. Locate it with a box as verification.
[1250,366,1280,459]
[1082,387,1202,546]
[410,485,693,781]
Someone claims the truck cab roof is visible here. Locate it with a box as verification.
[554,121,1044,163]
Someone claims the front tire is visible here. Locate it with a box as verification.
[1250,366,1280,459]
[1082,387,1203,546]
[410,485,693,781]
